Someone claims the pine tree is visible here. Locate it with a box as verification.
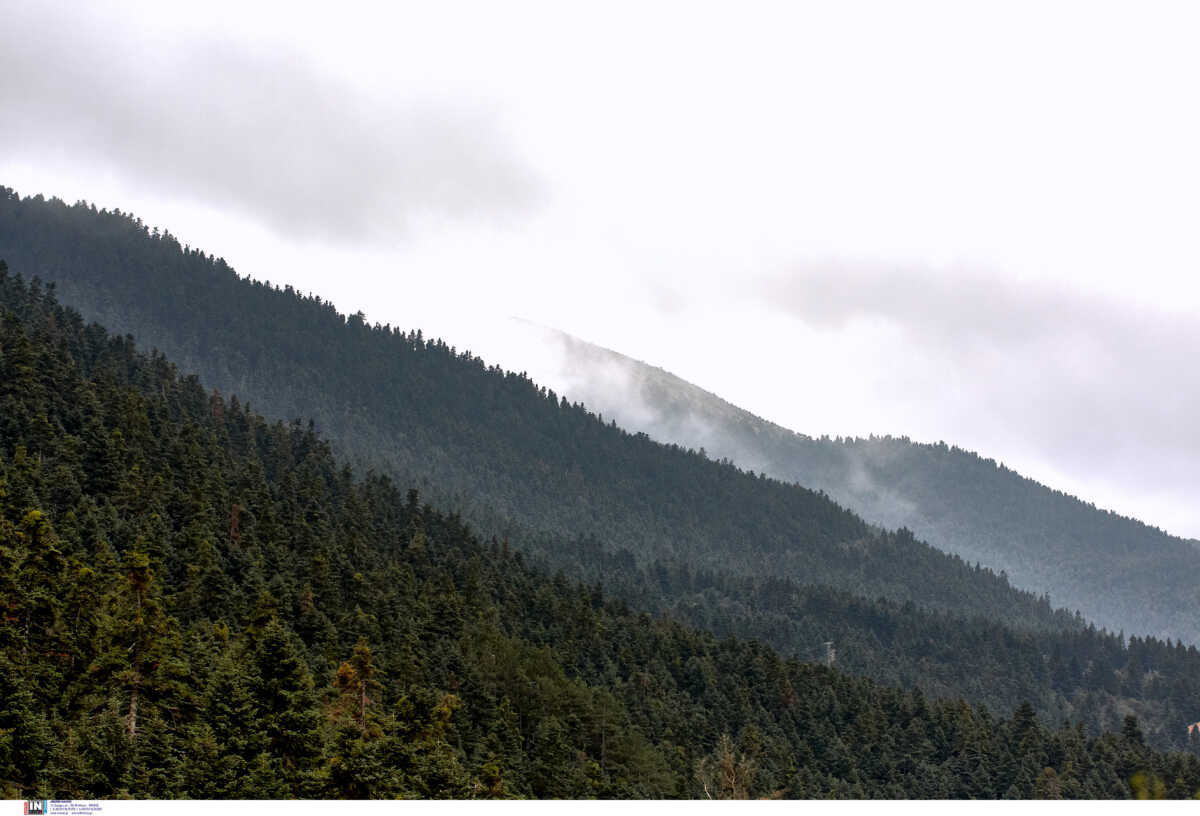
[245,618,324,796]
[0,509,66,797]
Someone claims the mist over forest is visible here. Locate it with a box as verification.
[4,1,1200,802]
[504,321,1200,646]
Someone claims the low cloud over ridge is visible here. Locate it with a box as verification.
[741,264,1200,537]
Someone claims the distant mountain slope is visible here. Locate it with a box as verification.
[0,187,1068,632]
[507,321,1200,644]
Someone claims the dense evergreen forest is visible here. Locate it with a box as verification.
[0,188,1075,633]
[4,266,1200,799]
[4,188,1200,758]
[525,325,1200,645]
[575,544,1200,753]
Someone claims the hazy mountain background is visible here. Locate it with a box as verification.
[497,320,1200,645]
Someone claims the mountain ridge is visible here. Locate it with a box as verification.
[506,319,1200,643]
[0,186,1066,629]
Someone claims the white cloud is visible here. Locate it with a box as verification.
[3,0,1199,537]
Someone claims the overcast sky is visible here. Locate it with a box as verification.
[4,1,1199,538]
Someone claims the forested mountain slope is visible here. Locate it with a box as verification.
[0,188,1070,633]
[8,269,1200,798]
[9,190,1200,754]
[503,322,1200,645]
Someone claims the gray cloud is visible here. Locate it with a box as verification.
[0,5,540,243]
[745,264,1200,534]
[755,265,1068,342]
